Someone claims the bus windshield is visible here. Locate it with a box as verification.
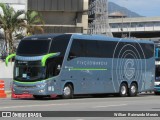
[17,40,51,56]
[14,35,71,81]
[14,61,46,81]
[155,44,160,81]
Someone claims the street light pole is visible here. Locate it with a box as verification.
[129,20,131,38]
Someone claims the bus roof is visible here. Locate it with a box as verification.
[23,33,154,44]
[71,34,154,44]
[23,34,65,40]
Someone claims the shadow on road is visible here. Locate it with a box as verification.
[9,92,159,101]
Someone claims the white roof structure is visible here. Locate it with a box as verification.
[88,0,112,37]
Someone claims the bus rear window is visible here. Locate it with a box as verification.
[17,40,51,56]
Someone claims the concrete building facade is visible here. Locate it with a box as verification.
[109,17,160,38]
[27,0,88,34]
[0,0,89,90]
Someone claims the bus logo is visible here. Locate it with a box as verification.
[124,59,135,80]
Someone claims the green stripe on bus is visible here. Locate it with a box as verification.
[13,79,52,84]
[13,80,39,84]
[5,53,16,66]
[70,68,107,71]
[41,52,59,66]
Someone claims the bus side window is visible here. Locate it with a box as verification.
[46,61,54,78]
[98,41,116,58]
[50,35,70,64]
[85,40,99,57]
[68,39,85,60]
[141,43,154,59]
[46,59,60,78]
[156,48,159,58]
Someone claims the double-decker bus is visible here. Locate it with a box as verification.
[154,41,160,94]
[6,34,155,99]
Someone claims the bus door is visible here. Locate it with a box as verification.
[155,47,160,88]
[155,47,160,80]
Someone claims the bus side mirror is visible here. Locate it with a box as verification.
[41,52,60,67]
[5,54,16,66]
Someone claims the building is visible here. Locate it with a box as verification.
[88,0,112,36]
[109,11,127,19]
[1,0,160,38]
[109,16,160,38]
[27,0,88,34]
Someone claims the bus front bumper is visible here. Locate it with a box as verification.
[11,92,33,99]
[12,81,58,98]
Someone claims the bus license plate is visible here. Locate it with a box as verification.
[23,91,29,94]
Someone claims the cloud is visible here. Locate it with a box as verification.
[108,0,160,16]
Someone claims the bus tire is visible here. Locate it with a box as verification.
[62,84,73,99]
[129,83,138,97]
[119,83,128,97]
[33,95,45,99]
[154,91,160,95]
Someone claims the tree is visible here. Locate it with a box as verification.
[24,10,44,36]
[0,4,44,55]
[0,3,25,54]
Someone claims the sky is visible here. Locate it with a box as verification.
[108,0,160,17]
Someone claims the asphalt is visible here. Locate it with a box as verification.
[0,93,160,120]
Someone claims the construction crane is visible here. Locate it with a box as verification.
[88,0,113,37]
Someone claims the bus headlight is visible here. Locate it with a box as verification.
[39,89,45,93]
[36,83,47,88]
[13,83,17,87]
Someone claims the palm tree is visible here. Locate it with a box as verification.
[0,3,25,54]
[24,10,44,36]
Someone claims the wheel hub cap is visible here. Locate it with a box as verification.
[121,86,126,95]
[131,86,136,93]
[63,87,71,96]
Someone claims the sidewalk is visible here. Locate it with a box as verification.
[6,91,11,98]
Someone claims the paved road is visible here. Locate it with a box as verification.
[0,93,160,120]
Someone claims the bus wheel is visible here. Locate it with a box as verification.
[33,95,45,99]
[129,83,138,97]
[119,83,128,97]
[62,84,73,99]
[155,92,160,95]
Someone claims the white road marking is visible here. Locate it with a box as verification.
[0,103,70,109]
[93,104,127,108]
